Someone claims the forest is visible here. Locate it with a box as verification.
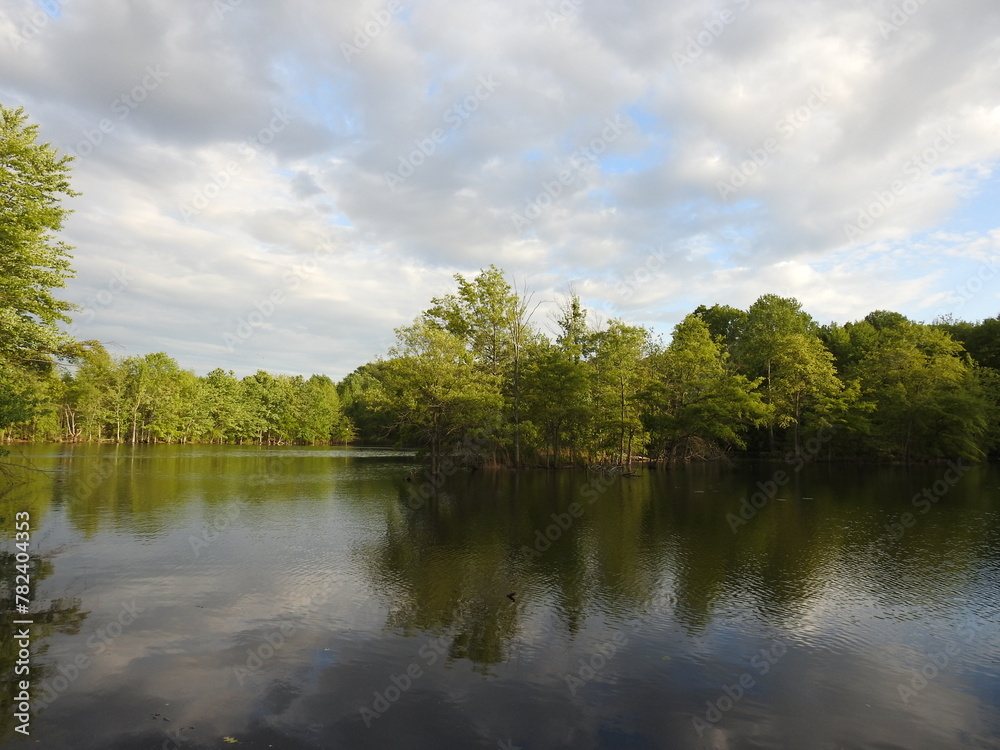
[3,103,999,465]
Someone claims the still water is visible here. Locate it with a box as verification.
[1,444,998,750]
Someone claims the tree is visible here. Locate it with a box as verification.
[291,374,354,444]
[423,265,535,464]
[520,338,591,466]
[767,333,847,456]
[693,303,747,356]
[589,320,653,465]
[848,321,987,461]
[339,363,396,445]
[934,314,1000,371]
[643,315,769,460]
[373,320,503,473]
[735,295,835,451]
[0,104,78,432]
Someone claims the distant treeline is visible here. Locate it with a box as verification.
[3,266,999,464]
[1,350,353,445]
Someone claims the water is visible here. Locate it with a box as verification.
[1,445,998,749]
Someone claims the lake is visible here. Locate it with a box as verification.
[1,444,998,750]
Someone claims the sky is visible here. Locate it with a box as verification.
[2,0,999,379]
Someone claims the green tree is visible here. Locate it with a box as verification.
[339,363,396,444]
[520,338,591,466]
[644,315,769,460]
[589,320,653,465]
[848,321,987,461]
[934,314,1000,371]
[0,105,78,434]
[736,295,838,451]
[373,320,503,473]
[693,303,747,356]
[423,266,536,464]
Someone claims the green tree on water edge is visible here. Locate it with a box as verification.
[643,315,770,461]
[0,105,79,445]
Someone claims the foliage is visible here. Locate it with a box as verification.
[644,316,769,460]
[0,104,78,432]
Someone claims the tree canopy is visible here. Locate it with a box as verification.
[1,104,79,436]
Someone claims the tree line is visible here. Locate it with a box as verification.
[337,266,999,467]
[2,102,998,461]
[2,346,353,445]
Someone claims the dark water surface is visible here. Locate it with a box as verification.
[1,444,998,750]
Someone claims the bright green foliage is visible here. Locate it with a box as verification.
[736,294,817,377]
[588,320,654,464]
[422,264,538,464]
[372,320,503,471]
[735,295,844,451]
[644,315,769,460]
[1,105,79,432]
[520,338,591,466]
[62,344,124,441]
[339,363,396,444]
[847,321,988,461]
[934,315,1000,371]
[201,368,246,442]
[1,204,995,466]
[0,105,78,362]
[972,365,1000,456]
[3,350,355,445]
[424,264,519,378]
[693,303,747,354]
[517,295,594,465]
[767,333,847,453]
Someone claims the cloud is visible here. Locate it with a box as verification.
[2,0,998,376]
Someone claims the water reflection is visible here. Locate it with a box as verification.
[0,446,997,749]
